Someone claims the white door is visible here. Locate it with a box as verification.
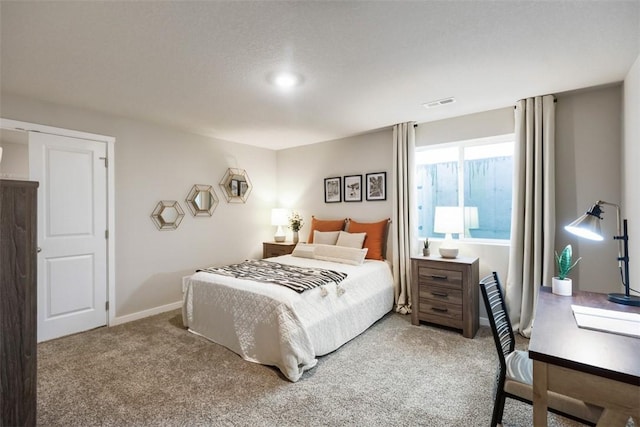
[30,132,108,342]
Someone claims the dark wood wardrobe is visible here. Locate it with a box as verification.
[1,179,38,426]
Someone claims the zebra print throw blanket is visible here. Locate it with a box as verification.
[197,260,347,293]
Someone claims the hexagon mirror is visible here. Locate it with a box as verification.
[219,168,252,203]
[151,200,185,230]
[186,184,219,216]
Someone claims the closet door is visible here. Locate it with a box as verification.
[29,132,108,342]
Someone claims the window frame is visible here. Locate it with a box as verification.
[415,133,515,245]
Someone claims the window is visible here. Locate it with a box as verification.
[416,134,514,241]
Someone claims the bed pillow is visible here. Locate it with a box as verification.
[313,230,341,245]
[313,244,368,266]
[307,216,346,243]
[335,231,366,249]
[346,218,390,260]
[291,243,316,259]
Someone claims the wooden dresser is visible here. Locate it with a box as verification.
[262,241,297,258]
[411,255,479,338]
[1,179,38,426]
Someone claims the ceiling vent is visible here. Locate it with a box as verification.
[422,97,456,109]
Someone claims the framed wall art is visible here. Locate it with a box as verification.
[343,174,362,202]
[366,172,386,201]
[324,177,341,203]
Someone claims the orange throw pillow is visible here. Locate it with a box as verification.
[307,216,346,243]
[347,218,389,260]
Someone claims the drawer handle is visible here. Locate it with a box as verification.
[431,291,448,298]
[431,307,448,313]
[430,274,448,280]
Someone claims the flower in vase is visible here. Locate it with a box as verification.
[288,211,304,232]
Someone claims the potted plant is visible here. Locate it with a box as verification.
[423,238,430,256]
[553,244,581,296]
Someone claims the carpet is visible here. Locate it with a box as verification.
[38,310,587,426]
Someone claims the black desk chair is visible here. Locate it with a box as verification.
[479,272,602,427]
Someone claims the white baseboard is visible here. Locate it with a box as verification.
[110,300,182,326]
[479,316,489,327]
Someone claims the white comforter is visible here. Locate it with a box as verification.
[182,255,394,382]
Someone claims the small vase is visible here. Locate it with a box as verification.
[293,231,299,243]
[423,248,430,256]
[552,277,572,296]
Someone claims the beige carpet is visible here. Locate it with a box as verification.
[38,310,586,426]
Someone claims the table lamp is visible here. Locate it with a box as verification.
[434,206,464,258]
[565,200,639,306]
[271,208,288,242]
[464,206,479,238]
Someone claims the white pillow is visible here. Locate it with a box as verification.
[335,231,366,248]
[313,230,340,245]
[313,243,368,265]
[291,243,316,259]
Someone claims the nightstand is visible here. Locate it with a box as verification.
[263,241,297,258]
[410,255,479,338]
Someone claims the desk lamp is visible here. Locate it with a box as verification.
[271,208,288,242]
[565,200,639,306]
[434,206,464,258]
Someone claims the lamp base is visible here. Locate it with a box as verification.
[439,247,459,258]
[607,293,640,307]
[274,235,285,243]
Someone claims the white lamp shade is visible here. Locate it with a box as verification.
[271,208,288,226]
[434,206,464,234]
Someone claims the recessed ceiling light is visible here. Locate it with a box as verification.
[422,97,456,109]
[270,71,303,89]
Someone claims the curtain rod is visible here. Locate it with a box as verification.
[513,96,558,109]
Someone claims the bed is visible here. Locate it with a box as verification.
[182,246,394,382]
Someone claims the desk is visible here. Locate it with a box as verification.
[529,287,640,426]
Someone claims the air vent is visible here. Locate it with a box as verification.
[422,97,456,109]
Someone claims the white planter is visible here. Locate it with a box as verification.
[552,277,572,296]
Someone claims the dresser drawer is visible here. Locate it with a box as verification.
[263,242,297,258]
[267,246,292,257]
[418,299,463,322]
[418,284,463,306]
[417,266,463,290]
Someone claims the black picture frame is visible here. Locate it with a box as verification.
[366,172,386,201]
[324,177,341,203]
[343,174,362,202]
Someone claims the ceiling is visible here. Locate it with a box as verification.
[1,1,639,150]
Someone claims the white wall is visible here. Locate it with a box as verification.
[276,129,394,250]
[1,94,278,319]
[623,53,640,291]
[415,107,514,148]
[555,84,623,294]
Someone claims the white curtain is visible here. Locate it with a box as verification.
[506,95,556,337]
[392,122,418,314]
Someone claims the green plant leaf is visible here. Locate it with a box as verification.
[555,244,580,280]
